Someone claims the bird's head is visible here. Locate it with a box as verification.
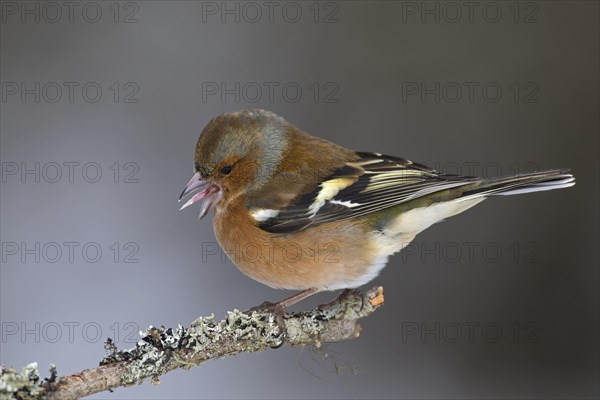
[178,109,288,219]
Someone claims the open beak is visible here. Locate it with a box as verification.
[178,172,222,220]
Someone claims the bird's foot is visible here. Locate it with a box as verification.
[318,288,364,310]
[244,301,287,347]
[244,288,319,347]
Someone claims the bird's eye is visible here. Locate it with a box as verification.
[220,165,233,175]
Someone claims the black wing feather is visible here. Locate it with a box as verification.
[257,152,478,233]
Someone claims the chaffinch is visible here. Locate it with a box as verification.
[179,109,574,310]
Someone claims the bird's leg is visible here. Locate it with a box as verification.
[335,288,355,300]
[276,288,319,309]
[246,288,318,314]
[245,288,318,339]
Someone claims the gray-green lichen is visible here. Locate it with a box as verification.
[188,309,284,352]
[100,309,288,386]
[1,288,382,400]
[0,363,41,400]
[0,363,40,400]
[101,324,187,385]
[98,297,365,387]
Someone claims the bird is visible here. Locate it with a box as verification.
[179,109,575,313]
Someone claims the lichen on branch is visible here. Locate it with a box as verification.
[1,286,384,400]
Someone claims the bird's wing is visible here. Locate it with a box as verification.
[253,152,480,233]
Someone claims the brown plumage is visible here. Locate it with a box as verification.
[179,109,574,306]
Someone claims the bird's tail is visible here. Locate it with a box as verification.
[372,169,574,242]
[460,169,575,198]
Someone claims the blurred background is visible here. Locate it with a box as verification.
[1,1,598,398]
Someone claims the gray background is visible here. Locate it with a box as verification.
[1,1,598,399]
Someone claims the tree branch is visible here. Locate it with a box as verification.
[1,286,384,400]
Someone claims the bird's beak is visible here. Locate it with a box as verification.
[178,172,222,219]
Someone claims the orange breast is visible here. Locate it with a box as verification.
[212,196,380,291]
